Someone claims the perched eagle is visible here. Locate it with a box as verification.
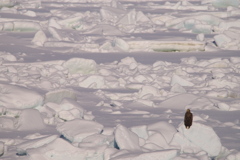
[184,109,193,129]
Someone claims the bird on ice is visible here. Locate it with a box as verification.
[184,109,193,129]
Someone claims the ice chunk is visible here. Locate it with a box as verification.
[32,30,47,46]
[56,119,104,143]
[0,0,15,8]
[196,33,205,41]
[138,85,161,99]
[79,134,114,148]
[214,34,232,47]
[63,58,97,75]
[0,141,3,157]
[114,124,141,151]
[147,121,177,143]
[158,94,198,109]
[100,6,126,23]
[217,102,230,111]
[79,75,105,89]
[0,84,43,109]
[128,40,205,52]
[27,138,106,160]
[49,17,62,29]
[86,24,123,35]
[178,122,222,157]
[44,89,77,104]
[0,117,15,129]
[48,27,62,41]
[211,0,239,8]
[219,21,240,30]
[230,57,240,63]
[170,83,187,93]
[112,38,129,52]
[16,135,58,155]
[171,74,194,87]
[130,125,148,140]
[117,9,137,25]
[0,52,17,61]
[111,149,178,160]
[170,132,202,153]
[17,109,46,131]
[1,21,40,32]
[147,132,169,149]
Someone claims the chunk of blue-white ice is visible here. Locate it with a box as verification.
[0,0,15,8]
[63,58,97,75]
[178,122,222,157]
[56,119,104,143]
[0,21,40,32]
[44,89,77,104]
[114,124,142,151]
[0,84,43,109]
[17,109,46,131]
[202,0,240,8]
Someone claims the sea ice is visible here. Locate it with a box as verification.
[214,34,232,48]
[0,141,3,156]
[138,85,161,99]
[170,132,202,154]
[0,21,40,32]
[209,0,240,8]
[27,138,107,160]
[32,30,47,46]
[56,119,104,143]
[128,40,205,52]
[147,121,177,143]
[130,125,148,140]
[171,74,194,87]
[178,122,222,157]
[44,89,77,104]
[79,134,114,148]
[16,135,58,155]
[111,149,178,160]
[0,117,15,129]
[63,58,97,75]
[114,124,142,151]
[17,109,46,131]
[79,75,106,89]
[0,84,43,109]
[158,94,198,109]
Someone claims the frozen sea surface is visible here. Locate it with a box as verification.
[0,0,240,159]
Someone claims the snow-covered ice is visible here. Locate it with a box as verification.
[0,0,240,159]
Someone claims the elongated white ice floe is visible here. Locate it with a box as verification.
[128,40,205,52]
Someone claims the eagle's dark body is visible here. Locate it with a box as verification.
[184,109,193,129]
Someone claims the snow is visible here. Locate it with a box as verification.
[178,122,222,157]
[0,0,240,159]
[56,119,104,143]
